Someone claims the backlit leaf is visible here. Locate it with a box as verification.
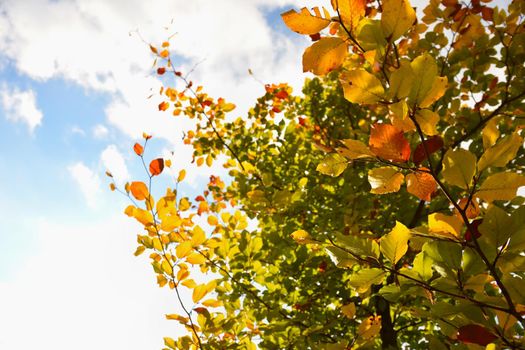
[478,133,522,171]
[380,221,411,264]
[457,324,497,346]
[317,153,347,177]
[368,167,404,194]
[281,7,331,35]
[408,54,437,107]
[341,303,356,318]
[336,138,374,159]
[186,252,206,265]
[476,172,525,202]
[130,181,149,200]
[291,230,315,244]
[428,213,463,238]
[369,123,411,162]
[303,37,348,75]
[388,61,415,99]
[415,109,439,136]
[149,158,164,176]
[177,169,186,182]
[412,136,443,165]
[381,0,416,41]
[349,268,386,292]
[442,149,477,189]
[406,169,436,201]
[482,117,500,149]
[357,315,382,339]
[176,241,193,259]
[133,143,144,156]
[333,0,365,30]
[158,101,169,111]
[419,76,448,108]
[340,69,385,104]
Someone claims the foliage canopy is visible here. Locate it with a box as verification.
[109,0,525,348]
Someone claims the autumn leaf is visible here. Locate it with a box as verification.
[442,149,477,189]
[369,123,411,162]
[368,167,404,194]
[476,172,525,202]
[158,101,169,111]
[381,0,416,41]
[478,133,522,171]
[428,213,463,238]
[415,109,439,136]
[412,136,443,164]
[457,324,497,346]
[291,230,315,244]
[336,138,374,159]
[341,303,356,318]
[419,76,448,108]
[340,69,385,104]
[133,143,144,156]
[388,62,415,99]
[317,153,348,177]
[303,37,348,75]
[333,0,365,30]
[177,169,186,182]
[408,54,440,107]
[357,315,382,339]
[406,169,436,201]
[149,158,164,176]
[130,181,149,200]
[380,221,411,264]
[281,7,331,35]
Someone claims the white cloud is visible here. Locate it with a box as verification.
[0,85,43,133]
[92,124,109,138]
[71,126,86,136]
[101,144,129,185]
[68,162,102,209]
[0,215,184,350]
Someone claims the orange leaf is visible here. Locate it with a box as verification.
[158,101,169,111]
[160,49,169,58]
[149,158,164,176]
[133,143,144,156]
[142,132,152,140]
[406,169,436,201]
[369,123,411,162]
[130,181,149,200]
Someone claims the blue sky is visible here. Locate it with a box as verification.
[0,0,314,348]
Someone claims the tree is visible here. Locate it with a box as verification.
[109,0,525,348]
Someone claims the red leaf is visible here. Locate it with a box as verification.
[158,101,169,111]
[413,136,444,164]
[195,195,205,202]
[309,33,321,41]
[133,143,144,156]
[465,219,482,241]
[369,123,411,162]
[457,324,497,346]
[157,67,166,75]
[275,90,289,100]
[149,158,164,176]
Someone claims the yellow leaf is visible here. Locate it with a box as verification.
[389,100,415,132]
[134,245,146,256]
[333,0,365,30]
[161,260,173,275]
[161,215,182,232]
[428,213,463,238]
[181,279,197,288]
[303,37,348,76]
[179,197,191,211]
[477,172,525,203]
[341,303,356,318]
[340,69,385,104]
[336,139,374,159]
[157,274,168,287]
[207,215,219,226]
[206,154,213,167]
[368,167,404,194]
[176,241,193,259]
[358,315,382,339]
[290,230,315,244]
[281,7,331,35]
[415,109,440,136]
[186,252,206,265]
[177,169,186,182]
[406,169,436,201]
[222,103,236,112]
[482,117,500,149]
[380,221,411,264]
[419,76,448,108]
[388,61,415,99]
[191,226,206,246]
[442,149,477,189]
[192,283,211,303]
[478,133,522,171]
[202,299,222,308]
[165,314,189,323]
[408,54,438,107]
[381,0,416,41]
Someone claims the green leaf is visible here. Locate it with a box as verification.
[325,246,357,268]
[316,153,348,177]
[368,167,404,194]
[423,241,462,276]
[476,172,525,202]
[388,61,415,99]
[479,205,512,249]
[413,251,433,280]
[380,221,411,264]
[340,69,385,104]
[335,232,380,259]
[442,149,477,189]
[303,37,348,76]
[478,133,522,171]
[349,268,386,293]
[381,0,416,41]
